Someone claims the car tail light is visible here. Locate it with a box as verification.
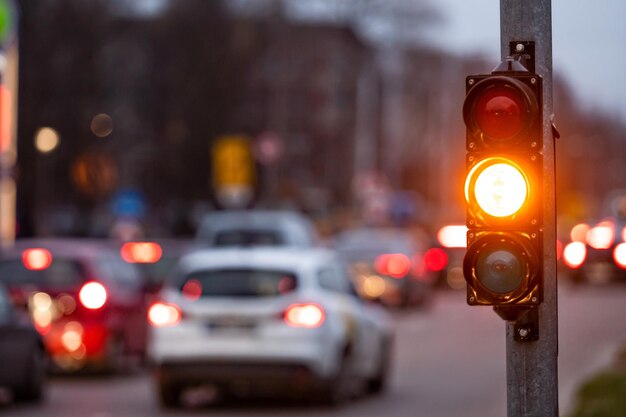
[78,282,107,309]
[437,225,468,248]
[570,223,590,243]
[22,248,53,270]
[284,303,325,328]
[375,254,411,278]
[120,242,163,263]
[613,243,626,269]
[424,248,448,272]
[563,242,586,269]
[148,302,181,327]
[587,221,614,249]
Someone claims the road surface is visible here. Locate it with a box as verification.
[2,283,625,417]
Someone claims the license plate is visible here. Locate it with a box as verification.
[207,317,257,332]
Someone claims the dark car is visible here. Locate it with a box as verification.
[0,283,46,402]
[195,210,319,247]
[562,219,626,284]
[333,227,434,308]
[0,239,148,372]
[117,239,195,294]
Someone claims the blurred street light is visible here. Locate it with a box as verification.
[34,126,60,153]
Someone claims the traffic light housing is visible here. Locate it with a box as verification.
[463,58,543,309]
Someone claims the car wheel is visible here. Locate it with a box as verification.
[367,338,392,394]
[318,345,352,405]
[14,347,46,402]
[103,335,126,374]
[157,379,182,408]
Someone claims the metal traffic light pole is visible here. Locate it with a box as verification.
[500,1,558,416]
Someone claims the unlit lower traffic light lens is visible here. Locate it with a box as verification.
[476,246,525,294]
[466,159,528,218]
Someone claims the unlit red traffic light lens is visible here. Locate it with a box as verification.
[475,86,525,139]
[466,160,528,218]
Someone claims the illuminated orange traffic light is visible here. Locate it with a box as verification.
[463,59,543,308]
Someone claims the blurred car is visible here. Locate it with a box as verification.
[562,219,626,284]
[117,239,195,294]
[0,239,148,372]
[0,283,46,402]
[332,227,433,308]
[429,224,468,290]
[148,247,393,407]
[560,189,626,284]
[195,210,319,247]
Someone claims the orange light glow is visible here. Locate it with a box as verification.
[148,302,181,327]
[437,225,468,248]
[563,242,586,269]
[465,158,528,218]
[587,221,615,249]
[570,223,590,243]
[284,303,325,328]
[120,242,163,264]
[362,275,386,298]
[613,243,626,269]
[22,248,53,270]
[78,282,107,309]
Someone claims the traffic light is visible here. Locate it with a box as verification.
[462,58,543,310]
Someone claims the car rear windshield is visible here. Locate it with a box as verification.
[214,230,284,246]
[0,259,85,289]
[180,269,297,297]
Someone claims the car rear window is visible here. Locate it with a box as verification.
[180,269,297,297]
[0,258,85,289]
[214,230,284,246]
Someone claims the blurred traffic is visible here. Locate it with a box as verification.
[0,239,148,373]
[149,246,393,407]
[0,0,623,415]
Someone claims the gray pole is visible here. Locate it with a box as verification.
[500,1,559,416]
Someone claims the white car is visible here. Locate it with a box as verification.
[148,247,394,407]
[195,210,319,247]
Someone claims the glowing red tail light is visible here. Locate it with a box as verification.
[120,242,163,264]
[563,242,586,269]
[22,248,53,270]
[78,282,107,310]
[613,243,626,269]
[284,303,325,328]
[148,302,181,327]
[375,254,411,278]
[424,248,448,272]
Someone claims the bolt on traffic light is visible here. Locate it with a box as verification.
[462,58,543,308]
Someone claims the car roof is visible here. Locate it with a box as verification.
[176,247,337,275]
[8,238,118,259]
[195,210,317,246]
